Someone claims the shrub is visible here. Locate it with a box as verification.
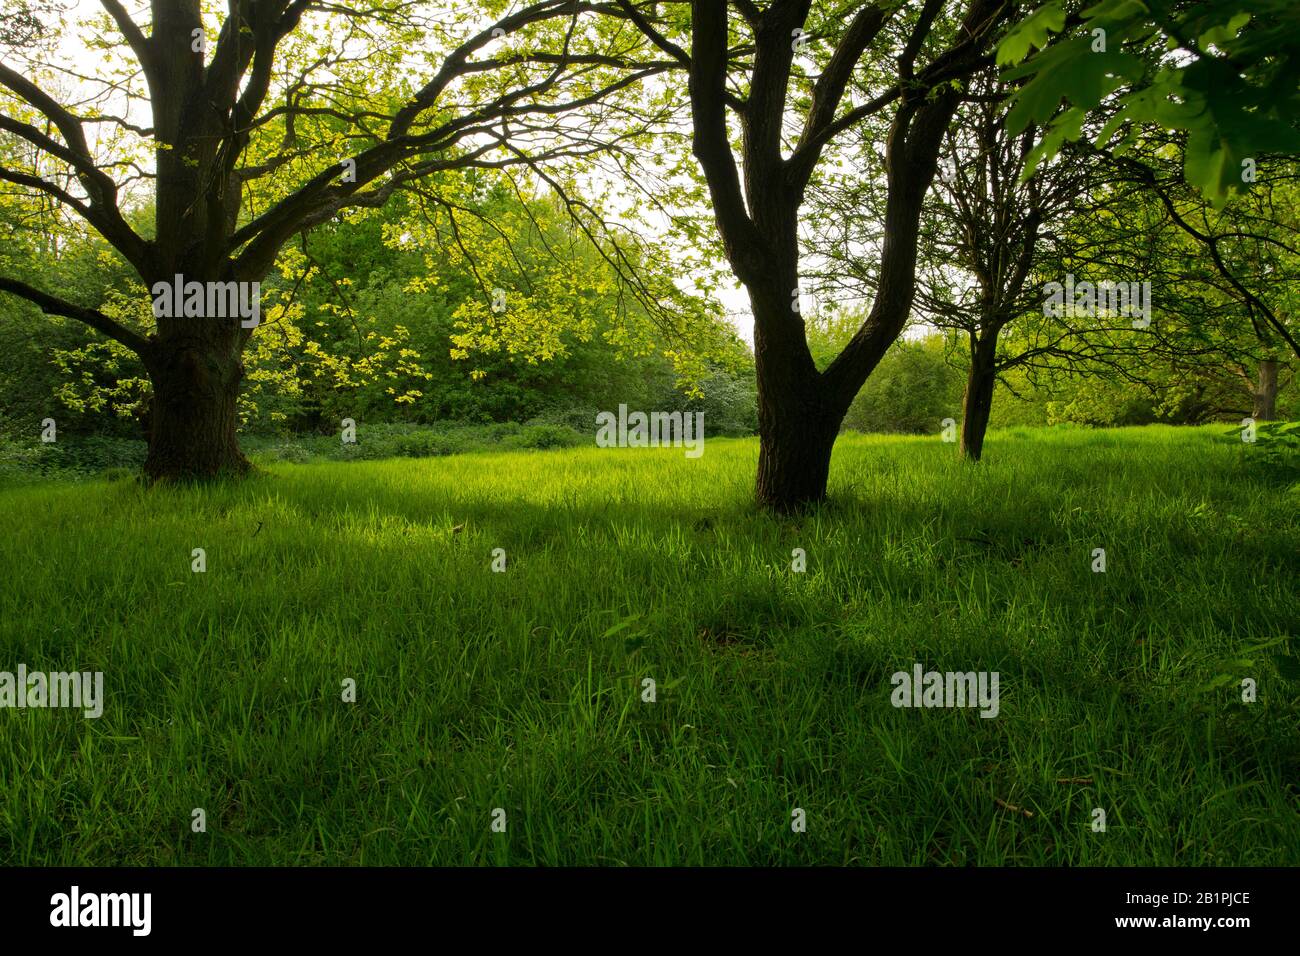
[509,424,584,450]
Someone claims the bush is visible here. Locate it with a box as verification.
[0,435,146,481]
[842,336,965,434]
[506,424,584,450]
[527,406,600,433]
[1,420,594,480]
[393,431,459,458]
[255,443,315,464]
[1241,421,1300,482]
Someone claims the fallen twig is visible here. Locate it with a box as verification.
[995,798,1034,818]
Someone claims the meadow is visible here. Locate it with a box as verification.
[0,424,1297,865]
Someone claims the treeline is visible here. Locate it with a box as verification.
[3,189,1294,446]
[808,326,1298,437]
[0,183,759,442]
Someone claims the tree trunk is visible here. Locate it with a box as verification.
[1253,359,1278,421]
[142,339,250,481]
[960,338,998,461]
[754,387,841,512]
[749,276,841,512]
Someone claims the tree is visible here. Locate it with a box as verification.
[624,0,1010,510]
[921,86,1092,459]
[807,67,1102,460]
[996,0,1300,416]
[989,141,1298,426]
[0,1,45,47]
[1094,141,1299,418]
[0,0,672,480]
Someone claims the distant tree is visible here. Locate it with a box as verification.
[1091,142,1298,419]
[809,68,1104,460]
[993,141,1298,425]
[1098,139,1299,413]
[923,84,1093,459]
[843,335,966,435]
[624,0,1011,510]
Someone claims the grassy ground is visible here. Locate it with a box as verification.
[0,424,1296,865]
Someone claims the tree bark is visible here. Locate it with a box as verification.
[960,336,997,461]
[754,362,841,512]
[754,406,841,512]
[1253,359,1278,421]
[142,337,250,481]
[749,278,841,512]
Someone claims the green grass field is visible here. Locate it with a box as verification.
[1,425,1297,865]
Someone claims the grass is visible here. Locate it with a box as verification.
[0,424,1297,865]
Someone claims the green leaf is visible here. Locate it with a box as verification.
[1184,123,1236,204]
[1020,108,1086,178]
[996,2,1066,66]
[1080,0,1150,20]
[601,613,641,639]
[1005,39,1140,134]
[1198,673,1237,693]
[1198,12,1252,50]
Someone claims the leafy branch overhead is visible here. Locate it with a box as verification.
[998,0,1300,203]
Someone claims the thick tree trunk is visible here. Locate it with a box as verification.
[1253,359,1278,421]
[749,276,841,512]
[142,340,250,481]
[754,385,841,512]
[960,338,998,461]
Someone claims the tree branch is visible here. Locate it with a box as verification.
[0,277,151,354]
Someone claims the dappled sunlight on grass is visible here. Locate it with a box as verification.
[0,425,1296,864]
